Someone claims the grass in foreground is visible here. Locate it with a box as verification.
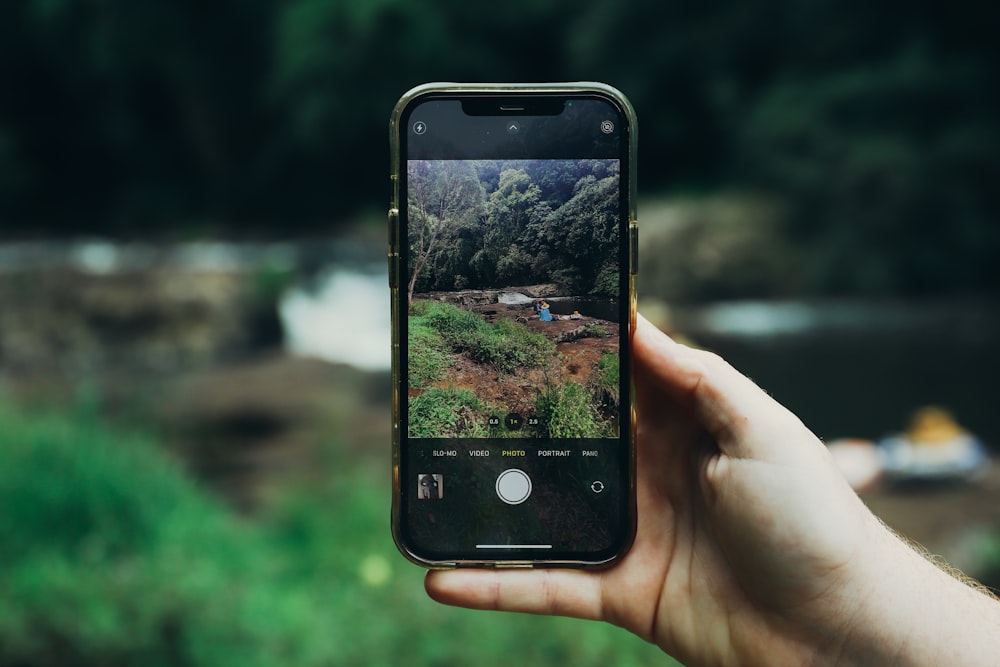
[408,386,489,438]
[408,300,620,438]
[411,300,555,374]
[535,380,614,438]
[0,400,673,667]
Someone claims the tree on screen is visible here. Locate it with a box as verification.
[473,168,542,286]
[406,160,486,305]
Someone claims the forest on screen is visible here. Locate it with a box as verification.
[406,160,620,302]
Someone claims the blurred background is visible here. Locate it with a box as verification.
[1,1,998,665]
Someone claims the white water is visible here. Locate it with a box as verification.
[0,239,392,371]
[498,292,534,305]
[279,268,391,371]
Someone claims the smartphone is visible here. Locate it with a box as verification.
[389,83,637,567]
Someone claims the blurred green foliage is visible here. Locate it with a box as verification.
[737,46,1000,295]
[0,400,674,666]
[1,0,997,296]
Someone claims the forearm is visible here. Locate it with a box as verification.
[829,518,1000,666]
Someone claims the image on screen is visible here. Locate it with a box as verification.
[405,158,622,440]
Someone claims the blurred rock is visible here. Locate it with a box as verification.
[863,465,1000,583]
[0,268,279,377]
[157,354,390,511]
[638,193,799,303]
[0,259,390,512]
[828,438,883,493]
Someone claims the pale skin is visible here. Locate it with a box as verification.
[426,315,1000,666]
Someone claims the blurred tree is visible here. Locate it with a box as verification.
[735,46,1000,294]
[1,0,997,296]
[0,0,278,232]
[268,0,582,231]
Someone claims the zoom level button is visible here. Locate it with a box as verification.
[504,413,523,430]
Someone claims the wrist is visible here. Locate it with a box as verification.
[823,516,1000,666]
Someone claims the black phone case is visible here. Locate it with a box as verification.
[389,82,638,568]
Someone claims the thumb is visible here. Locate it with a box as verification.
[634,314,818,463]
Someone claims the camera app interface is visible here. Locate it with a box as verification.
[399,97,630,558]
[405,158,622,440]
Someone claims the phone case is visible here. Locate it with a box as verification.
[389,82,638,568]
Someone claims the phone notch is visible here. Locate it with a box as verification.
[461,97,565,116]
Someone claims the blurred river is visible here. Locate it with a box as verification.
[2,240,996,450]
[286,257,999,449]
[670,300,1000,449]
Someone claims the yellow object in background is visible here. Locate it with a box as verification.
[905,406,968,446]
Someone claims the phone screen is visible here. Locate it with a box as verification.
[392,87,635,565]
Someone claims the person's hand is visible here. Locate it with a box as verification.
[425,314,1000,666]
